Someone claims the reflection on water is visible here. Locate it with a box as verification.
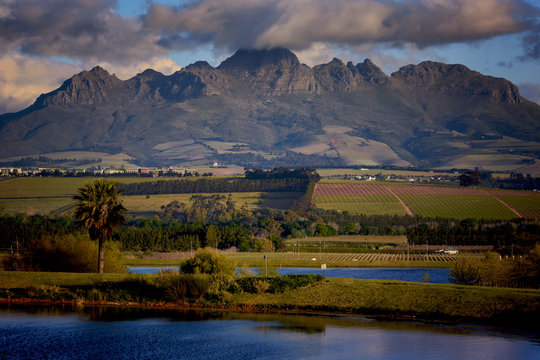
[1,305,538,359]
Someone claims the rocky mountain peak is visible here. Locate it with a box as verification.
[33,66,123,107]
[218,48,316,95]
[218,48,301,73]
[392,61,521,103]
[354,59,388,84]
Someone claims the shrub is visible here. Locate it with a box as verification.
[165,274,210,301]
[1,233,125,273]
[236,274,323,294]
[180,247,235,275]
[449,259,482,286]
[253,279,270,294]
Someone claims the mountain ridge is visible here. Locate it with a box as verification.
[1,48,539,172]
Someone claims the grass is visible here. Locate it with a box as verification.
[1,271,538,326]
[234,277,540,323]
[0,271,125,288]
[0,176,302,214]
[0,177,179,198]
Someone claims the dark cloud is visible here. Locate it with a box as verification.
[520,24,540,60]
[498,61,514,68]
[142,0,540,52]
[1,0,539,65]
[0,0,167,63]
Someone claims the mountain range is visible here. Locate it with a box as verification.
[1,48,539,173]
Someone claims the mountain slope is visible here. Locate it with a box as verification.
[1,48,539,171]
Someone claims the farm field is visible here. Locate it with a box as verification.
[0,177,302,215]
[125,251,482,268]
[313,182,540,220]
[123,192,302,212]
[225,252,482,268]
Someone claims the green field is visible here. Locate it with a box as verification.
[0,177,302,215]
[400,194,517,220]
[313,182,539,220]
[314,193,409,216]
[497,195,540,219]
[123,192,302,212]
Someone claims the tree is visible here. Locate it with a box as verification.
[180,247,235,275]
[73,179,127,273]
[458,168,482,187]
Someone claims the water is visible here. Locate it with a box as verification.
[1,306,538,359]
[130,266,452,284]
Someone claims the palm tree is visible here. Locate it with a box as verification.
[73,179,126,273]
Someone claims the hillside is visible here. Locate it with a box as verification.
[1,48,539,172]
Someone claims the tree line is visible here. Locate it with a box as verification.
[118,177,311,195]
[1,211,538,255]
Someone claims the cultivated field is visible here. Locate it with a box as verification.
[225,251,482,268]
[313,182,540,220]
[0,177,301,215]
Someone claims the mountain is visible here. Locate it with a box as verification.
[1,48,539,172]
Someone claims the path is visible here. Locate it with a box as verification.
[384,186,414,216]
[482,190,523,218]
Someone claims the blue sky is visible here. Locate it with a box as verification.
[1,0,539,113]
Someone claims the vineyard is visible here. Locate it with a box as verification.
[225,251,483,268]
[312,182,540,220]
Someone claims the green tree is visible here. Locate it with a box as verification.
[73,179,127,273]
[180,247,235,275]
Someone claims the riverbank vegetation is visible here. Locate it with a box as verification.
[1,271,538,327]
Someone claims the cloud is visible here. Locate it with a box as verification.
[518,82,540,105]
[0,0,167,63]
[142,0,539,52]
[0,52,182,113]
[0,52,83,114]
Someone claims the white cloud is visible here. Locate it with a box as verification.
[0,53,182,113]
[0,53,83,113]
[518,82,540,104]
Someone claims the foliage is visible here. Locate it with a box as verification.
[180,247,236,275]
[458,169,482,187]
[1,233,125,273]
[235,274,324,294]
[449,246,540,288]
[449,259,482,286]
[118,177,311,195]
[73,179,127,273]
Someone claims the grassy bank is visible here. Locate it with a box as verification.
[1,271,538,327]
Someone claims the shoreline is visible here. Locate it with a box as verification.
[0,295,536,330]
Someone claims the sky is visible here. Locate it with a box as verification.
[1,0,540,114]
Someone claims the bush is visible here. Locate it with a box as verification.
[180,247,235,275]
[1,233,125,273]
[236,274,323,294]
[449,259,482,286]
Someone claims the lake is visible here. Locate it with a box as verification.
[1,306,538,359]
[129,267,452,284]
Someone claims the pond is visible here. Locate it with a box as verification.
[1,306,538,360]
[129,267,452,284]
